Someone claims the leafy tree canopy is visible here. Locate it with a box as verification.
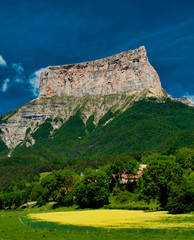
[140,155,183,208]
[75,169,110,208]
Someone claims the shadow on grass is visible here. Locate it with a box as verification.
[21,215,194,235]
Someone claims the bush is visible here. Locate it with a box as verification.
[3,192,21,209]
[37,196,46,207]
[115,191,133,203]
[57,189,74,207]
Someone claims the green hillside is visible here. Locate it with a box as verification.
[0,98,193,214]
[11,98,194,161]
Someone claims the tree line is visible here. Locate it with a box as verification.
[0,147,193,214]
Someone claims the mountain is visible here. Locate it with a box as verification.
[175,97,194,107]
[0,46,193,161]
[39,46,163,98]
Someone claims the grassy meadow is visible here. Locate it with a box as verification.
[28,209,194,230]
[0,206,193,240]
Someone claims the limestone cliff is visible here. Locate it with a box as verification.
[0,91,155,149]
[39,46,163,98]
[0,46,167,151]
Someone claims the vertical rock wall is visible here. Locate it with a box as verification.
[39,46,163,98]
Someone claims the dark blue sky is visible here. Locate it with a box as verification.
[0,0,194,114]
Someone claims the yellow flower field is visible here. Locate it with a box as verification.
[28,209,194,229]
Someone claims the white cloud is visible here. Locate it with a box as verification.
[12,63,25,83]
[2,78,10,92]
[0,56,7,67]
[184,93,194,104]
[0,62,46,96]
[28,68,46,97]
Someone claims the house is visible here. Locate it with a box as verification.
[128,170,143,182]
[139,164,147,171]
[128,164,147,182]
[114,164,147,183]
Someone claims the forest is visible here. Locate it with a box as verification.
[0,146,193,214]
[8,98,194,160]
[0,98,193,214]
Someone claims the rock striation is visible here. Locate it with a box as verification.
[39,46,163,98]
[0,91,152,149]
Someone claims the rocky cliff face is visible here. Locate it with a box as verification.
[0,91,155,149]
[39,46,163,98]
[0,46,166,151]
[175,97,194,107]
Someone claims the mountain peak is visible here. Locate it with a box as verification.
[0,46,168,151]
[39,46,163,98]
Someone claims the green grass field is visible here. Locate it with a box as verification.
[0,207,193,240]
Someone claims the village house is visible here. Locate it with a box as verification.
[116,164,147,183]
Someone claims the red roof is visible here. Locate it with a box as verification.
[112,169,143,180]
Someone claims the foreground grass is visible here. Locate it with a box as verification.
[0,207,193,240]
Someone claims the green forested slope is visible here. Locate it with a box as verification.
[11,98,194,161]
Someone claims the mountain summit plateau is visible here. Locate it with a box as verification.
[39,46,163,98]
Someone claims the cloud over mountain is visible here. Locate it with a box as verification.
[0,56,7,67]
[1,78,10,92]
[12,63,25,83]
[184,93,194,104]
[28,68,46,97]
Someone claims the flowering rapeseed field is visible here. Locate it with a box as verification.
[28,210,194,229]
